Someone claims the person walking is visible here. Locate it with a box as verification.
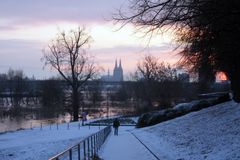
[113,118,120,136]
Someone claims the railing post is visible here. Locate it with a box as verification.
[104,127,106,138]
[91,136,93,157]
[93,135,96,155]
[83,140,86,160]
[69,149,72,160]
[95,133,98,153]
[78,144,80,160]
[98,132,100,151]
[102,129,104,145]
[87,138,90,159]
[100,131,102,146]
[97,133,100,152]
[48,126,112,160]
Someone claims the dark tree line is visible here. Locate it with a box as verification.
[40,79,65,117]
[0,71,104,118]
[0,69,229,118]
[108,81,198,114]
[114,0,240,101]
[107,55,197,114]
[134,55,178,108]
[0,70,65,117]
[0,69,29,107]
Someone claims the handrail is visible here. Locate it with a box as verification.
[49,125,111,160]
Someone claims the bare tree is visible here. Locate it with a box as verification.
[114,0,240,101]
[6,69,27,107]
[135,55,177,107]
[136,55,177,82]
[42,27,100,121]
[113,0,198,35]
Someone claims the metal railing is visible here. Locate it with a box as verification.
[49,125,111,160]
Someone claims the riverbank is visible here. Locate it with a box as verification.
[0,121,100,160]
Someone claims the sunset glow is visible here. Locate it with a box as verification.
[0,0,178,78]
[216,71,228,81]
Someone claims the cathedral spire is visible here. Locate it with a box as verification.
[115,59,118,69]
[119,59,122,69]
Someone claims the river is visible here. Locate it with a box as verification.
[0,113,72,133]
[0,105,136,133]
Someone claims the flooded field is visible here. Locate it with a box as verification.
[0,105,136,133]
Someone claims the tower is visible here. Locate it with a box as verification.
[118,59,123,81]
[101,59,124,82]
[113,59,123,81]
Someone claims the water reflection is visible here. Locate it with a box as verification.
[0,106,136,133]
[0,114,71,133]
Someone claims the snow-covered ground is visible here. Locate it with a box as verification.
[1,101,240,160]
[100,127,156,160]
[0,122,100,160]
[133,101,240,160]
[100,101,240,160]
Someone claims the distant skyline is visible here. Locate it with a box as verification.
[0,0,178,79]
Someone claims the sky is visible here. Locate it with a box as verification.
[0,0,179,79]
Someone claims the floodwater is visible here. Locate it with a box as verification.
[0,105,136,133]
[0,114,71,133]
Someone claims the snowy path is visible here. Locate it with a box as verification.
[100,127,157,160]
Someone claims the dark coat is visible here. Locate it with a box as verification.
[113,119,120,128]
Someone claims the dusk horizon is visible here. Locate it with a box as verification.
[0,0,178,79]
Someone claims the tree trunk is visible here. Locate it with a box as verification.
[229,70,240,102]
[198,61,215,94]
[72,87,79,121]
[145,81,153,108]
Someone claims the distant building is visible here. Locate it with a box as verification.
[101,59,123,82]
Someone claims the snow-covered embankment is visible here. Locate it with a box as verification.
[133,101,240,160]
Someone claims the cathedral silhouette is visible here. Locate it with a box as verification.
[101,59,123,82]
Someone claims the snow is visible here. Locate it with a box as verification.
[100,101,240,160]
[1,101,240,160]
[133,101,240,160]
[100,127,156,160]
[0,122,100,160]
[172,100,198,112]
